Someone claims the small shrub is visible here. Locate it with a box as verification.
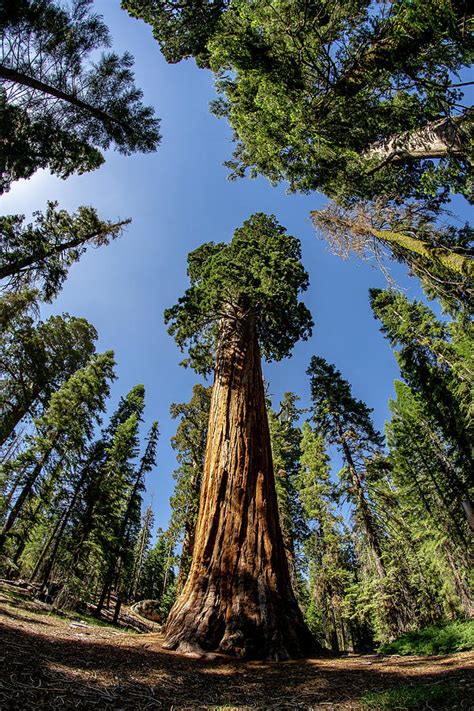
[378,619,474,656]
[362,681,461,709]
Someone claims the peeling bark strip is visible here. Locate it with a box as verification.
[364,113,472,168]
[163,313,316,660]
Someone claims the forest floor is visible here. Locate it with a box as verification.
[0,585,473,710]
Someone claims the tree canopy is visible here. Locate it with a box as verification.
[164,212,313,374]
[1,202,129,301]
[124,0,473,203]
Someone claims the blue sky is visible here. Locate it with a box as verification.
[2,1,469,532]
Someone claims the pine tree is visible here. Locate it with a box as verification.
[64,385,146,592]
[307,356,387,579]
[137,528,176,619]
[0,351,116,555]
[385,381,473,617]
[268,392,307,596]
[370,289,473,529]
[95,420,159,617]
[1,0,160,192]
[297,422,357,652]
[168,383,211,591]
[1,311,98,447]
[1,202,129,301]
[130,505,154,600]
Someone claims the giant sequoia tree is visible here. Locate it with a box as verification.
[162,213,315,659]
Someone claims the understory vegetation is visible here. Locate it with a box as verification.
[361,682,464,710]
[378,619,474,656]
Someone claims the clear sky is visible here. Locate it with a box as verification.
[2,1,469,533]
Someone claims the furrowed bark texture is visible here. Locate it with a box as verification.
[163,314,316,660]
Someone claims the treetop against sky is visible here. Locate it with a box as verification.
[1,0,471,532]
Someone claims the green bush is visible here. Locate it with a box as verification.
[362,682,462,709]
[379,619,474,656]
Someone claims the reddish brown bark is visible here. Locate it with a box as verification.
[163,312,316,660]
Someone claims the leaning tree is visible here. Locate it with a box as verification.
[1,0,160,192]
[163,213,316,660]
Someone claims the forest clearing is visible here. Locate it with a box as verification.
[1,582,473,710]
[1,1,473,709]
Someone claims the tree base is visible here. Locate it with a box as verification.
[162,581,319,661]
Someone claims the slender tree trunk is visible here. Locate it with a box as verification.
[38,493,80,589]
[163,312,316,660]
[275,468,300,596]
[370,228,473,277]
[0,228,119,281]
[175,518,195,593]
[30,513,65,583]
[95,472,145,616]
[0,398,35,448]
[130,508,152,600]
[113,593,122,625]
[0,65,129,131]
[95,581,111,616]
[407,432,470,546]
[0,462,29,519]
[442,544,474,617]
[340,438,386,579]
[0,445,53,550]
[416,418,474,529]
[68,496,98,576]
[175,466,201,592]
[0,428,24,466]
[328,601,339,652]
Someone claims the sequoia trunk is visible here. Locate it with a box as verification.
[162,312,316,660]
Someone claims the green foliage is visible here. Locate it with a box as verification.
[371,289,473,489]
[0,308,98,445]
[378,619,474,656]
[0,202,129,301]
[312,200,473,315]
[386,380,472,552]
[269,393,308,573]
[361,681,462,710]
[137,529,176,618]
[0,350,116,558]
[0,0,160,191]
[0,288,39,330]
[167,383,211,582]
[297,421,358,650]
[307,356,384,454]
[122,0,227,67]
[129,0,473,203]
[165,213,312,374]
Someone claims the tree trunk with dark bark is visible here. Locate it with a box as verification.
[340,438,386,579]
[162,313,316,660]
[0,444,54,551]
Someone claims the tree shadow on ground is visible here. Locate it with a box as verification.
[0,622,472,709]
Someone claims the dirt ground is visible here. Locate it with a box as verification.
[0,589,473,710]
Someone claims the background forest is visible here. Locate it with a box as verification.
[1,0,472,658]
